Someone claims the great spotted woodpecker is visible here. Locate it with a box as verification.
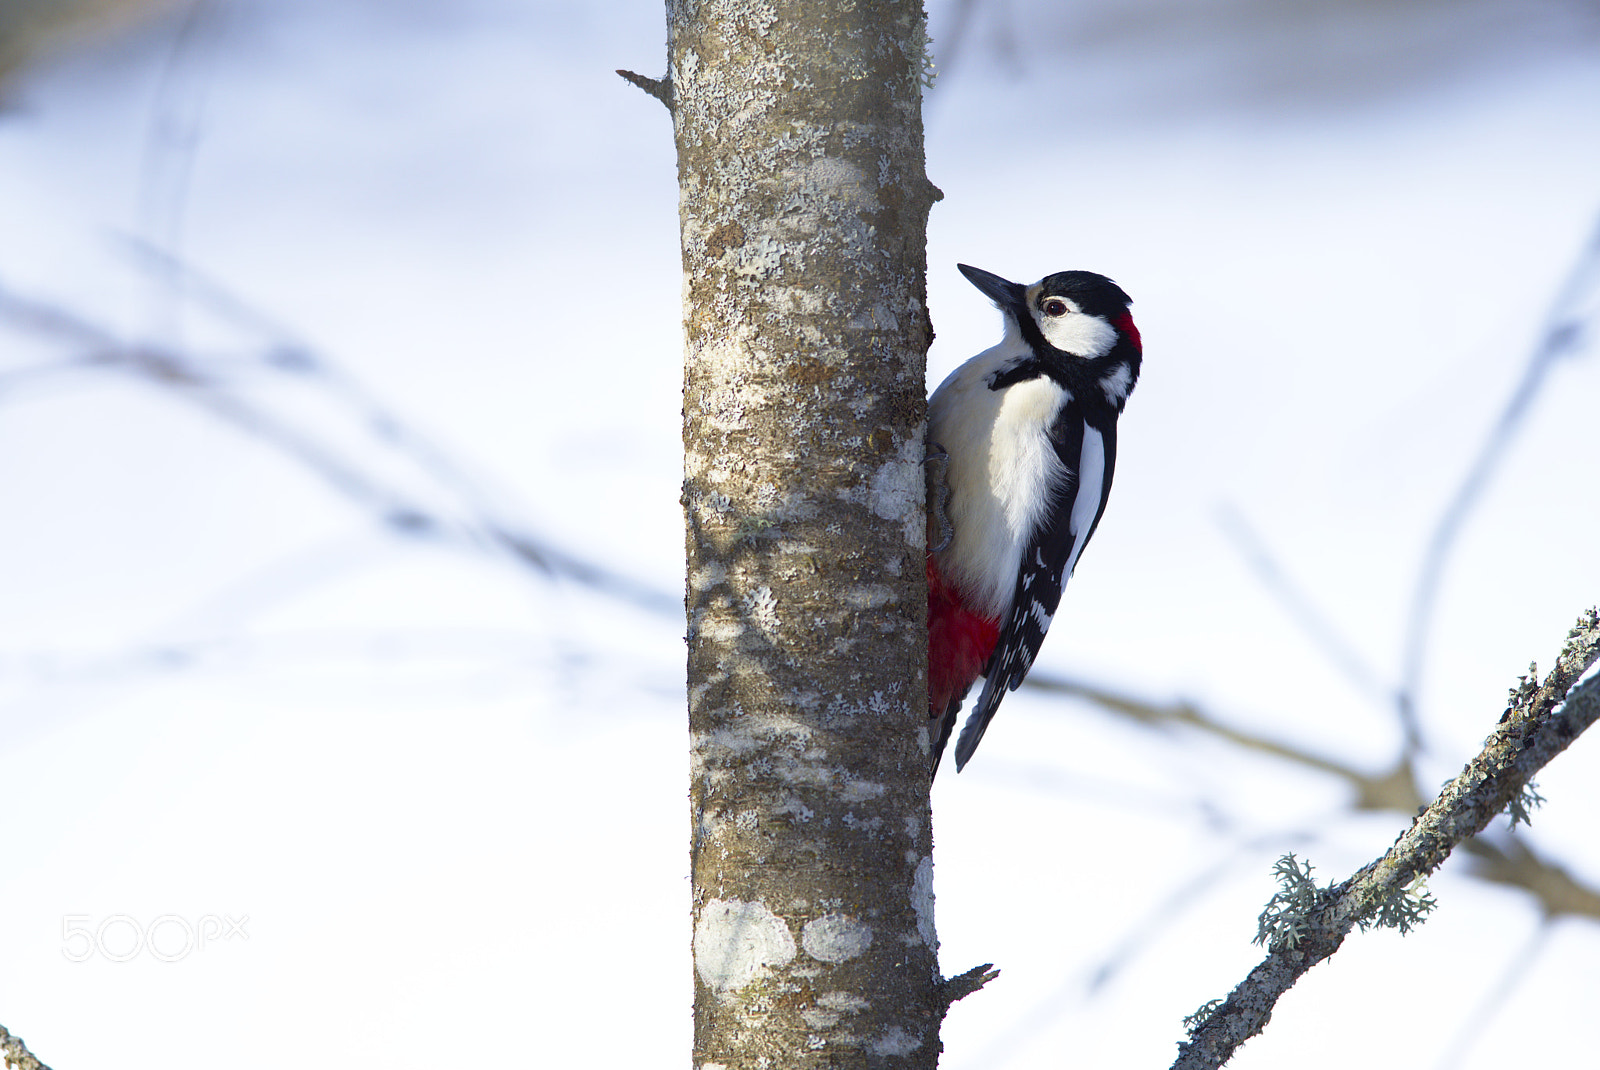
[927,264,1141,775]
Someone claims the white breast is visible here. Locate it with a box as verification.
[928,345,1072,619]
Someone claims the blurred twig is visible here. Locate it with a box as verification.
[1429,919,1551,1070]
[1029,669,1600,923]
[1172,609,1600,1070]
[1461,834,1600,919]
[933,0,981,81]
[137,0,217,324]
[932,0,1023,84]
[0,0,176,93]
[1214,504,1391,707]
[1398,214,1600,749]
[1026,673,1422,814]
[0,273,677,616]
[961,830,1326,1069]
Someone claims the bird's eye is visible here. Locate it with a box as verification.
[1042,299,1069,317]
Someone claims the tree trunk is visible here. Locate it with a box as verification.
[668,1,943,1065]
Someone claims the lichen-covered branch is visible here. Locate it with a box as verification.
[1172,609,1600,1070]
[0,1024,53,1070]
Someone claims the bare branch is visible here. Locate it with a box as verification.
[1172,609,1600,1070]
[0,1023,53,1070]
[615,69,672,111]
[938,963,1000,1013]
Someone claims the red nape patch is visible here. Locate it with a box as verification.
[927,556,1000,719]
[1114,311,1142,353]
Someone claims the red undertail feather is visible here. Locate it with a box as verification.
[927,554,1000,733]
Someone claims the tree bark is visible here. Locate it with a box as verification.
[666,1,943,1065]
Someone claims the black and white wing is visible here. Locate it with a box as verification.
[951,407,1118,770]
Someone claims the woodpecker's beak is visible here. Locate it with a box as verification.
[957,264,1025,311]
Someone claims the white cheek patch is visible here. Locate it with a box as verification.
[1037,312,1117,358]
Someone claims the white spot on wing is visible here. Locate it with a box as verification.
[1062,425,1106,583]
[1100,363,1133,402]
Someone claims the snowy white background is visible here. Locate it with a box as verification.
[2,1,1599,1067]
